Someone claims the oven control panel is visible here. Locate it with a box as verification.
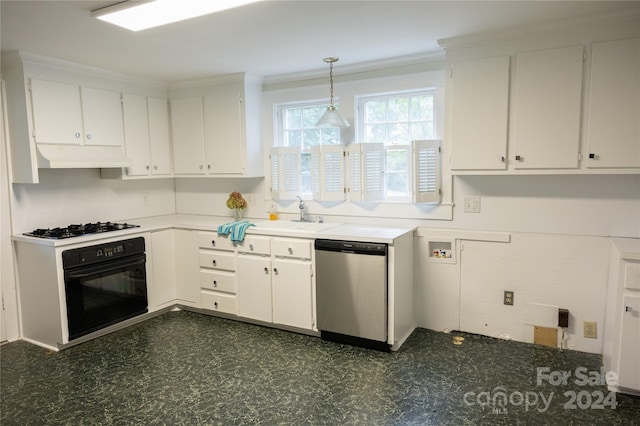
[62,237,146,269]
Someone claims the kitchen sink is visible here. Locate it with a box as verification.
[252,220,340,233]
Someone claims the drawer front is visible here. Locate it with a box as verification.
[198,231,235,251]
[199,251,236,271]
[272,238,312,260]
[201,291,237,315]
[200,270,236,294]
[237,235,271,256]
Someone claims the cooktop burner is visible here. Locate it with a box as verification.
[24,222,140,239]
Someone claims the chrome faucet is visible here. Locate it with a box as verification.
[296,195,305,221]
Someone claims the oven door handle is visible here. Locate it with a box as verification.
[65,255,145,279]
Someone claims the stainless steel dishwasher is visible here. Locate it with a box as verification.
[315,239,389,351]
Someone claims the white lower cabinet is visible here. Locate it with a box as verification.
[198,231,237,315]
[272,258,313,330]
[237,255,273,322]
[148,230,177,311]
[174,230,201,307]
[236,236,314,330]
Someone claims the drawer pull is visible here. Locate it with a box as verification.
[264,267,269,274]
[214,301,218,309]
[273,267,279,275]
[626,306,633,312]
[213,280,217,287]
[211,240,216,247]
[288,247,293,254]
[250,244,254,250]
[212,260,217,266]
[515,155,523,161]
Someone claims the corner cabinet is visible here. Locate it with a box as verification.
[586,37,640,169]
[170,73,264,177]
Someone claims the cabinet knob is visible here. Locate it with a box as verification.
[86,133,92,140]
[213,280,217,287]
[249,244,254,250]
[212,259,217,266]
[273,267,279,275]
[288,247,293,254]
[207,165,211,170]
[589,153,596,159]
[211,240,216,247]
[500,156,506,163]
[154,165,158,170]
[74,132,81,139]
[146,165,150,170]
[199,165,203,170]
[214,301,218,309]
[515,155,523,161]
[625,306,633,312]
[264,267,269,274]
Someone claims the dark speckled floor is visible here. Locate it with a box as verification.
[2,310,639,425]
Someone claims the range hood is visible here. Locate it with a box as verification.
[36,144,132,169]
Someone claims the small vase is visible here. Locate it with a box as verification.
[233,208,243,221]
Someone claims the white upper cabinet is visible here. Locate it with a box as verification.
[170,74,263,177]
[30,79,124,147]
[170,96,206,175]
[29,79,84,145]
[121,94,172,177]
[586,37,640,169]
[80,87,124,147]
[147,97,173,175]
[450,56,510,171]
[512,45,584,169]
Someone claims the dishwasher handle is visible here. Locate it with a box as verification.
[315,239,387,256]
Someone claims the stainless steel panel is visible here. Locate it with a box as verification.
[316,249,387,342]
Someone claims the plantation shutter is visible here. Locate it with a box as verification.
[270,147,301,200]
[311,145,345,201]
[413,140,441,204]
[347,143,384,202]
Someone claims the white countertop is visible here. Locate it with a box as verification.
[12,214,416,247]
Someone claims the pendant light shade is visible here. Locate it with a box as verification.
[316,57,350,128]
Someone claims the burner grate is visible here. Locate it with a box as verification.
[24,222,140,239]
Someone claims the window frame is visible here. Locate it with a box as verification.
[356,89,436,202]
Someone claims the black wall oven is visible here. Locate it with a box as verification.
[62,237,148,341]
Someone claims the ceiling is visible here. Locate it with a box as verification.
[1,1,637,83]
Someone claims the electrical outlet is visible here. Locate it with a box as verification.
[245,193,256,206]
[504,291,514,306]
[584,321,597,339]
[464,196,481,213]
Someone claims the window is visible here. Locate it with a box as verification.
[273,101,341,198]
[357,90,435,201]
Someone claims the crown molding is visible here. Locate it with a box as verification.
[438,4,640,51]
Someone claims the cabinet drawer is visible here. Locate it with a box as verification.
[198,231,235,251]
[272,238,312,260]
[237,235,271,255]
[200,270,236,294]
[199,250,236,271]
[201,291,237,315]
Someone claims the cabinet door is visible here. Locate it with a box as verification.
[122,93,151,176]
[29,79,83,145]
[147,97,173,175]
[80,87,124,147]
[236,255,272,322]
[272,259,313,330]
[513,46,584,169]
[203,83,244,174]
[149,230,176,310]
[450,56,510,171]
[171,97,206,175]
[618,295,640,390]
[587,38,640,168]
[174,230,200,306]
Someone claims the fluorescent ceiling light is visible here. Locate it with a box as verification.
[92,0,263,31]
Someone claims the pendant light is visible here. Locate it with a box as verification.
[316,57,350,128]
